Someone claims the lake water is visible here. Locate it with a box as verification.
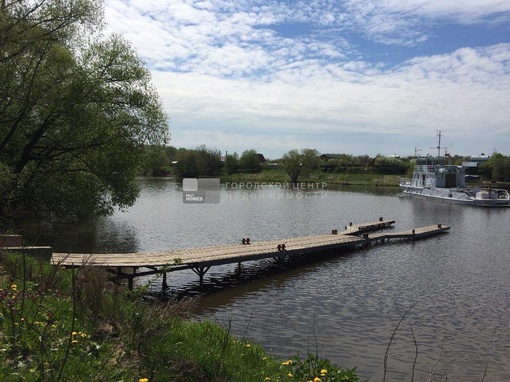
[20,177,510,381]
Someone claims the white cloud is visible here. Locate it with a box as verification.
[104,0,510,157]
[381,0,510,23]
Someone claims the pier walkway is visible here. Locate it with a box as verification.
[49,219,450,290]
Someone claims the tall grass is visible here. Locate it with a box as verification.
[0,251,364,381]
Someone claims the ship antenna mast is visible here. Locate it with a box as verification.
[431,130,447,158]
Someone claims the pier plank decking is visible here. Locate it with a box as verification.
[48,219,450,290]
[51,219,397,268]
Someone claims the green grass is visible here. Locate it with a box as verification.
[0,251,365,382]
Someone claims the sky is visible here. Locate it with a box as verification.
[104,0,510,159]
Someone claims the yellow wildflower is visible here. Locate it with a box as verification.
[282,360,293,366]
[287,373,293,377]
[314,378,321,382]
[11,284,17,290]
[139,379,149,382]
[321,368,328,375]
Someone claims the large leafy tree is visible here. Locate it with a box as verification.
[282,149,320,184]
[172,146,221,178]
[239,149,261,172]
[486,153,510,181]
[0,0,169,221]
[282,149,303,185]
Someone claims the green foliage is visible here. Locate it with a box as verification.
[282,149,303,184]
[0,0,169,221]
[172,146,221,178]
[282,353,366,382]
[173,149,199,178]
[0,252,364,382]
[224,152,240,175]
[0,254,118,381]
[487,153,510,181]
[239,149,262,172]
[142,146,171,176]
[301,148,321,170]
[373,156,408,175]
[282,149,320,183]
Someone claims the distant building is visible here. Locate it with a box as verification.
[469,154,490,162]
[463,155,489,175]
[257,153,266,163]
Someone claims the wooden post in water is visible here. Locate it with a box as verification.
[191,266,211,287]
[162,271,168,290]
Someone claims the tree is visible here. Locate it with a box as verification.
[374,156,408,175]
[194,145,222,176]
[300,148,320,177]
[488,153,510,181]
[0,0,169,221]
[142,146,170,176]
[172,146,221,178]
[224,152,239,175]
[239,149,261,172]
[173,150,199,178]
[282,149,303,184]
[282,149,321,184]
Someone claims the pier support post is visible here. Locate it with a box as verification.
[191,266,211,287]
[162,271,168,290]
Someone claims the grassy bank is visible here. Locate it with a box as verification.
[0,251,365,382]
[221,169,401,187]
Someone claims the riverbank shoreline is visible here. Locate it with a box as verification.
[220,169,402,187]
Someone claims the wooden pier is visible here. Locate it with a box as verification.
[49,219,450,291]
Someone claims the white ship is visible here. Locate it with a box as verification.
[400,133,510,207]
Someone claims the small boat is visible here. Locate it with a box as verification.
[400,156,510,207]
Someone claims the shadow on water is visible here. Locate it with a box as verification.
[12,216,140,254]
[156,247,361,302]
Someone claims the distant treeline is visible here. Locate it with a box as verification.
[141,145,510,183]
